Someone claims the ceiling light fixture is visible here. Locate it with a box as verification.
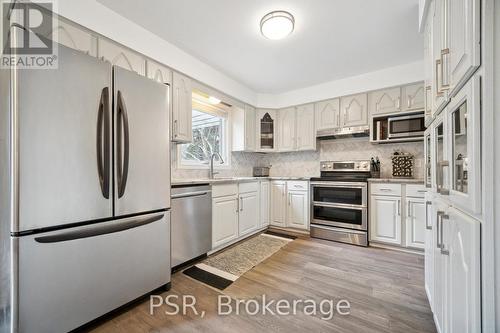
[208,96,221,105]
[260,10,294,40]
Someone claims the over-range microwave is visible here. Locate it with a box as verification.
[388,113,426,139]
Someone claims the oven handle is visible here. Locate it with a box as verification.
[310,182,368,188]
[312,202,367,210]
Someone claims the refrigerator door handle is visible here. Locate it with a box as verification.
[34,213,164,243]
[117,90,130,198]
[96,87,111,199]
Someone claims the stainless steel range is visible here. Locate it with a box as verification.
[310,161,371,246]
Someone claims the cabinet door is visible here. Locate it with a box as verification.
[424,195,434,310]
[433,0,449,114]
[256,109,277,152]
[448,77,481,214]
[270,182,286,227]
[406,198,426,249]
[402,83,425,112]
[296,104,316,151]
[238,192,259,236]
[448,0,480,96]
[146,60,172,85]
[98,39,146,75]
[212,195,239,248]
[444,208,481,333]
[260,181,270,227]
[341,93,368,127]
[43,19,97,56]
[172,72,193,143]
[315,98,340,131]
[424,9,435,123]
[286,191,308,230]
[278,107,296,152]
[244,105,256,151]
[368,87,401,115]
[369,195,401,245]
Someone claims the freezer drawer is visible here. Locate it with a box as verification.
[16,212,171,333]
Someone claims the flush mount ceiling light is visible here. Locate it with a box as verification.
[260,11,295,40]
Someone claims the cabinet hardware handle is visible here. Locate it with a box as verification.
[240,197,243,211]
[396,97,401,110]
[440,48,450,90]
[425,85,431,114]
[436,211,444,248]
[173,119,178,137]
[425,201,432,230]
[407,201,411,217]
[380,188,392,192]
[435,59,444,97]
[407,96,411,109]
[397,200,401,216]
[440,214,450,255]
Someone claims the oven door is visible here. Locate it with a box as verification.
[311,182,367,207]
[388,114,425,138]
[311,203,367,231]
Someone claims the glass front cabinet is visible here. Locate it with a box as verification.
[256,109,277,152]
[432,112,449,196]
[446,76,481,214]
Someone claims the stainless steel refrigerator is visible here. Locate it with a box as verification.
[0,44,171,333]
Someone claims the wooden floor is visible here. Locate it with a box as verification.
[89,237,436,333]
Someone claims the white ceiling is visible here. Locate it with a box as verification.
[97,0,423,94]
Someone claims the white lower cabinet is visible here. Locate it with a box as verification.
[270,181,287,227]
[370,195,402,245]
[238,191,259,236]
[212,181,261,250]
[271,181,309,230]
[424,193,434,310]
[369,183,426,250]
[212,195,239,248]
[260,181,270,227]
[427,200,481,333]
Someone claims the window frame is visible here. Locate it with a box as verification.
[177,100,232,170]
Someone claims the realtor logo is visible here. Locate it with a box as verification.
[1,0,58,68]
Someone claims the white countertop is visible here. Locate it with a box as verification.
[368,178,425,184]
[171,176,310,186]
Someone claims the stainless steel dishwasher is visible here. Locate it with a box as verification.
[171,184,212,268]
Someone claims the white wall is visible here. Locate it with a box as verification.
[256,61,424,109]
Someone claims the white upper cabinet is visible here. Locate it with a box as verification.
[424,8,435,123]
[98,39,146,75]
[402,83,425,112]
[232,104,256,152]
[244,105,257,151]
[447,76,481,215]
[146,60,172,85]
[448,0,480,97]
[368,87,401,115]
[43,19,97,56]
[278,107,296,152]
[256,109,277,152]
[341,93,368,127]
[172,71,193,143]
[315,98,340,132]
[295,104,316,151]
[432,0,449,114]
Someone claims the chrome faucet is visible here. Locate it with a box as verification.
[209,152,224,179]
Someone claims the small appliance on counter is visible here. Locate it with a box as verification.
[253,166,270,177]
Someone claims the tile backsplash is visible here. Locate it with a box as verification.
[172,138,424,180]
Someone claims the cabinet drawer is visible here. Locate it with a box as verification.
[239,181,259,194]
[370,183,402,196]
[287,181,308,191]
[212,183,238,198]
[406,184,427,198]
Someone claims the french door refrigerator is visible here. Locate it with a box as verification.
[0,45,171,333]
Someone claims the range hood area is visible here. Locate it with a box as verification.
[316,125,370,140]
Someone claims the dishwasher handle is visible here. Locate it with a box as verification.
[171,190,212,199]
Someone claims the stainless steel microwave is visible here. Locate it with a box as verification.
[388,113,426,139]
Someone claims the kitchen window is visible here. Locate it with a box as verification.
[178,100,229,168]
